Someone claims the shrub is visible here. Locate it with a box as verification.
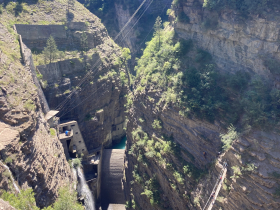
[5,156,14,164]
[1,189,39,210]
[24,99,36,111]
[231,166,242,179]
[152,119,162,129]
[50,128,56,137]
[0,4,3,14]
[220,125,238,151]
[72,158,81,168]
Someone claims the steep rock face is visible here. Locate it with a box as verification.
[124,85,280,210]
[174,0,280,80]
[123,1,280,210]
[40,38,127,150]
[0,24,73,207]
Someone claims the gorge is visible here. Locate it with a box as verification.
[1,0,280,210]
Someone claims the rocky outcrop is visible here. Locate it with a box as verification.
[0,23,73,207]
[123,1,280,210]
[174,0,280,80]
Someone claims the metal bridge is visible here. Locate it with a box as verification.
[203,162,228,210]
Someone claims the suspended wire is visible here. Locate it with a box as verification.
[135,0,169,52]
[121,0,154,41]
[56,0,155,114]
[55,0,150,112]
[59,84,106,118]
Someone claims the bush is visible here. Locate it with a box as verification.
[24,99,36,111]
[0,4,3,14]
[72,158,81,168]
[152,119,162,129]
[50,128,56,137]
[1,189,39,210]
[220,125,238,151]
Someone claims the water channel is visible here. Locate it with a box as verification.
[111,135,127,149]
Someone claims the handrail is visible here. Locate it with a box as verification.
[202,162,227,210]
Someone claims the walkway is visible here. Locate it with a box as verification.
[203,162,227,210]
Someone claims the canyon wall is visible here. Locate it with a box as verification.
[0,23,73,207]
[123,0,280,209]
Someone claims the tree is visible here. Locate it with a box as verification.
[1,189,39,210]
[154,16,162,50]
[80,31,88,53]
[43,36,58,64]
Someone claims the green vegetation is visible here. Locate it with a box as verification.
[141,176,160,206]
[220,125,238,151]
[80,31,88,52]
[72,158,82,168]
[50,128,56,137]
[4,156,15,164]
[203,0,280,16]
[1,186,83,210]
[43,36,58,64]
[1,189,39,210]
[24,99,36,111]
[135,18,280,130]
[231,166,242,179]
[152,119,162,130]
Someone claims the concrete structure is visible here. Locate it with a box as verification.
[101,149,125,209]
[14,23,94,50]
[45,110,59,128]
[58,121,88,159]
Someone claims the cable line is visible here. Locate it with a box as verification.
[54,0,150,112]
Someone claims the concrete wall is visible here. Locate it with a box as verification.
[37,53,99,83]
[58,121,88,156]
[15,23,93,50]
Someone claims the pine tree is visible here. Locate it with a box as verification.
[154,16,162,50]
[43,36,58,64]
[80,31,88,52]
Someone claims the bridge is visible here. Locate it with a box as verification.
[203,162,227,210]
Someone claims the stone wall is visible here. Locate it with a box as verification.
[15,23,94,50]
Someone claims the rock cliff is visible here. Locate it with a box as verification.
[0,23,73,207]
[123,1,280,210]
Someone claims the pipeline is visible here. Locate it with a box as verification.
[77,166,95,210]
[0,161,20,193]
